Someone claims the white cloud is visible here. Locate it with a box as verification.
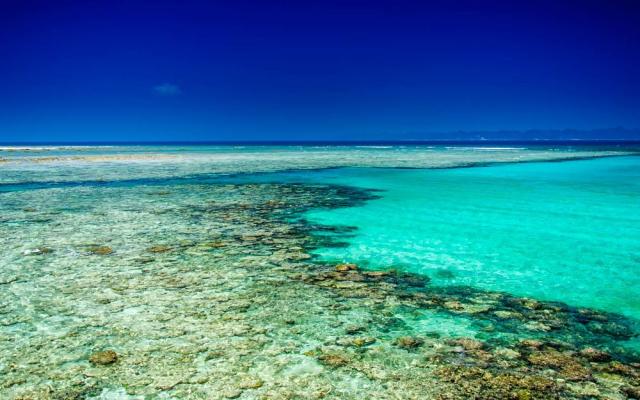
[153,83,181,96]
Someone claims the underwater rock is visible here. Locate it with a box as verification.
[147,245,172,253]
[494,347,520,360]
[524,321,552,332]
[89,350,118,365]
[398,273,429,288]
[567,381,601,397]
[263,199,282,208]
[622,385,640,399]
[447,338,484,351]
[351,337,376,347]
[288,252,312,260]
[87,245,113,255]
[494,310,523,319]
[578,308,608,322]
[335,263,357,272]
[317,353,350,367]
[435,269,456,279]
[238,377,264,389]
[521,298,542,310]
[480,323,495,332]
[395,336,424,349]
[460,303,491,314]
[526,350,571,368]
[363,270,391,278]
[436,365,561,399]
[253,326,268,334]
[443,301,464,311]
[579,347,611,362]
[0,276,19,285]
[527,350,591,381]
[206,241,227,248]
[155,377,183,390]
[519,339,543,349]
[223,389,243,398]
[241,235,259,242]
[602,361,640,378]
[587,320,634,339]
[345,324,366,335]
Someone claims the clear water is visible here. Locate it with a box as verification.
[303,156,640,320]
[2,145,640,399]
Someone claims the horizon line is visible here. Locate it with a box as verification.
[2,139,640,146]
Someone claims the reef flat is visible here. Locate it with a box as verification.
[0,145,632,186]
[0,145,639,399]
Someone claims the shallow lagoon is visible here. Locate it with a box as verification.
[304,156,640,320]
[1,145,639,399]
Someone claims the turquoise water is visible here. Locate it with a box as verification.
[302,156,640,320]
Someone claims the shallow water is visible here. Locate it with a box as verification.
[0,144,631,186]
[1,145,639,399]
[305,156,640,320]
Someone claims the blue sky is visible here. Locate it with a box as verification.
[1,0,639,142]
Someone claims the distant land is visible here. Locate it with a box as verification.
[400,127,640,141]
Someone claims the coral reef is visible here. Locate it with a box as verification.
[1,158,638,399]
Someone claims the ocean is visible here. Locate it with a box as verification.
[1,143,639,399]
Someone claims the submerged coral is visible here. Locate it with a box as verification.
[89,350,118,366]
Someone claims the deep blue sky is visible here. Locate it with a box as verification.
[1,0,639,141]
